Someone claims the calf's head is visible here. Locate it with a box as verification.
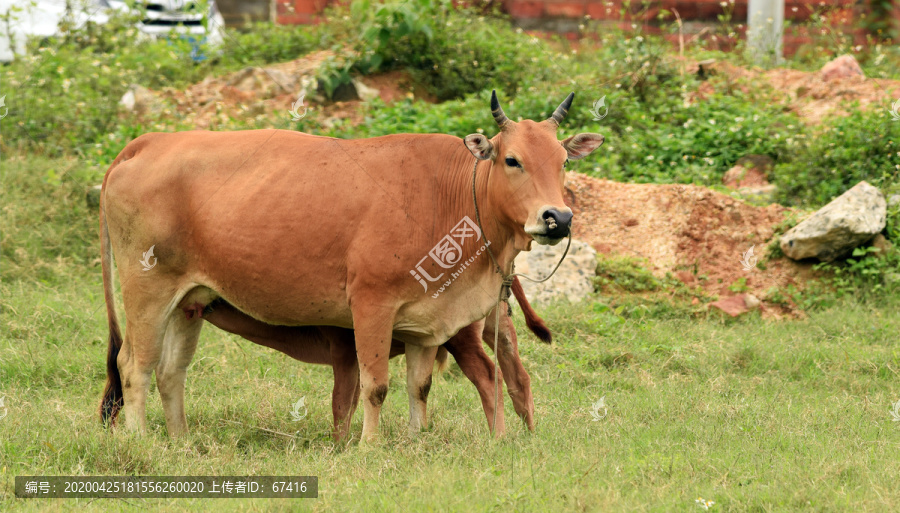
[464,90,604,247]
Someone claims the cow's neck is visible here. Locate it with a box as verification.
[436,147,521,282]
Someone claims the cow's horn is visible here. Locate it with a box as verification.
[491,90,510,129]
[548,92,575,127]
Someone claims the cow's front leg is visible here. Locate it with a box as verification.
[352,307,394,443]
[405,343,439,436]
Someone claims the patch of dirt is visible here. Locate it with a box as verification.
[362,70,437,104]
[129,50,430,129]
[699,59,900,125]
[566,172,816,318]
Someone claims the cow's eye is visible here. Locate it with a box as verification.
[505,157,521,168]
[564,159,569,168]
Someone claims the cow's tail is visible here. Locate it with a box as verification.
[98,166,124,427]
[511,276,552,344]
[434,347,450,374]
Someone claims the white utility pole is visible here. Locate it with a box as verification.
[747,0,785,66]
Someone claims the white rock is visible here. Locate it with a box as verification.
[352,79,381,102]
[513,238,596,306]
[118,89,135,111]
[780,181,886,261]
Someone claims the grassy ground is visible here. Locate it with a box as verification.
[3,157,900,511]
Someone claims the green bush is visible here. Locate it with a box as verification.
[3,11,215,156]
[772,108,900,206]
[348,0,552,101]
[222,23,325,66]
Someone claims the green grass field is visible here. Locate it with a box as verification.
[3,157,900,511]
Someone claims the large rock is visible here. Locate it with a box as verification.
[780,181,886,261]
[513,239,597,306]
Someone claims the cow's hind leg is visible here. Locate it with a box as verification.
[117,300,170,433]
[405,343,439,436]
[155,310,203,437]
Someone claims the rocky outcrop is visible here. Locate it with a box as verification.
[513,239,597,306]
[780,181,886,261]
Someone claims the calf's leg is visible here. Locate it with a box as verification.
[443,322,506,436]
[483,304,535,431]
[405,343,439,435]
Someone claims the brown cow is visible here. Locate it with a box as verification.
[98,90,603,441]
[200,276,550,440]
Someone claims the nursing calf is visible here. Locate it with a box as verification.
[199,276,550,440]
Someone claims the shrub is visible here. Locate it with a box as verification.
[348,0,552,101]
[772,108,900,207]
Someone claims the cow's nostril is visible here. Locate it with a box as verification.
[542,211,559,230]
[542,209,573,237]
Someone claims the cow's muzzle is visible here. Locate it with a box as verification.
[529,207,573,245]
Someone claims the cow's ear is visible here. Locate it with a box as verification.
[562,133,605,160]
[464,134,495,160]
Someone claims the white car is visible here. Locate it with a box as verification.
[0,0,225,62]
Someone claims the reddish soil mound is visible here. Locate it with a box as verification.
[702,60,900,125]
[566,172,814,317]
[134,50,424,129]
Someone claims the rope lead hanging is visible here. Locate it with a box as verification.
[469,158,572,433]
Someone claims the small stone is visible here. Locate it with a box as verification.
[744,293,761,310]
[723,155,773,189]
[675,271,695,285]
[709,295,750,317]
[820,55,865,82]
[352,79,381,102]
[871,233,893,259]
